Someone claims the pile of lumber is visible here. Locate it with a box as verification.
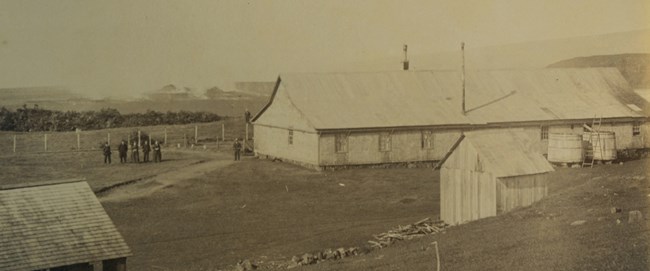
[368,217,447,249]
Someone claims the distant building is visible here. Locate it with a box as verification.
[145,84,195,102]
[0,181,131,271]
[252,68,648,170]
[438,131,554,225]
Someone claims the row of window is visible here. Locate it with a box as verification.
[288,124,642,148]
[334,131,434,153]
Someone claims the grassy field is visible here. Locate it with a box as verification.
[102,158,438,270]
[1,142,648,270]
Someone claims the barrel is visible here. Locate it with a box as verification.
[547,133,583,163]
[588,131,617,161]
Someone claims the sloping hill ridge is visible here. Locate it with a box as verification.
[548,54,650,89]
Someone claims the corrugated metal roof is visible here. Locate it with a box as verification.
[465,131,554,177]
[0,182,131,271]
[262,68,643,130]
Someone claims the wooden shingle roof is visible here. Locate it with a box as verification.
[0,181,131,271]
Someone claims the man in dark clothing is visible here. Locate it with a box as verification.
[153,141,162,162]
[131,142,140,163]
[233,138,242,161]
[118,140,128,163]
[142,141,151,162]
[102,142,112,164]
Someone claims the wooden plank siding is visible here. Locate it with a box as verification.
[440,168,496,225]
[496,174,548,214]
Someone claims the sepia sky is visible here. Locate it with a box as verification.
[0,0,649,98]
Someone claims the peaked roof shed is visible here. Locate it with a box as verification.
[0,181,131,271]
[439,131,554,225]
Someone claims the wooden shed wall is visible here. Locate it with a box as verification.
[440,168,497,225]
[318,129,461,166]
[496,173,548,214]
[440,140,497,225]
[254,125,319,165]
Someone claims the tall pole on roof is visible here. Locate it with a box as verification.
[402,44,409,71]
[461,42,466,115]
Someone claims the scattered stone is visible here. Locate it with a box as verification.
[611,207,622,214]
[616,219,622,225]
[236,259,256,271]
[337,247,348,258]
[324,249,335,260]
[628,210,644,223]
[619,162,624,165]
[570,220,587,226]
[301,253,315,265]
[597,217,606,221]
[571,164,581,168]
[338,183,345,187]
[291,256,300,264]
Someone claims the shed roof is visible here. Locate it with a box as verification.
[442,131,555,177]
[0,181,131,271]
[254,68,645,130]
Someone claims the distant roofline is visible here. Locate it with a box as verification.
[0,178,86,190]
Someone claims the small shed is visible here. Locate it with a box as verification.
[439,131,554,225]
[0,181,131,271]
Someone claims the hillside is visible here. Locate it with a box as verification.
[350,29,650,72]
[548,54,650,89]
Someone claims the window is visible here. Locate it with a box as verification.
[288,129,294,145]
[421,131,434,149]
[335,134,348,153]
[633,123,641,136]
[379,133,391,152]
[541,126,549,140]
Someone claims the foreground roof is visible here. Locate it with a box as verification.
[255,68,644,130]
[0,181,131,271]
[443,131,555,177]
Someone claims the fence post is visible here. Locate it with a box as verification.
[77,131,81,150]
[44,134,48,151]
[194,125,198,144]
[222,123,225,142]
[164,128,168,145]
[183,133,187,148]
[107,132,111,145]
[128,134,131,146]
[13,135,16,153]
[137,130,141,148]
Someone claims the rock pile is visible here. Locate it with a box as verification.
[368,217,447,249]
[289,247,360,268]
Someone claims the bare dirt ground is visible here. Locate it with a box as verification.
[0,150,204,191]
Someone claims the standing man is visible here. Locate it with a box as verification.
[131,141,140,163]
[142,141,151,163]
[118,140,128,163]
[102,142,112,164]
[233,138,242,161]
[153,140,162,162]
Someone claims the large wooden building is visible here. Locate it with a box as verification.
[252,68,648,170]
[0,181,131,271]
[439,131,555,225]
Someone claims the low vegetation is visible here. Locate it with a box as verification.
[0,106,221,132]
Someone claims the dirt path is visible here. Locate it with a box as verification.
[99,152,235,202]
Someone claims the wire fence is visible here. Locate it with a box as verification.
[0,117,252,155]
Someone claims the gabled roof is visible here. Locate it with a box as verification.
[253,68,645,130]
[0,181,131,271]
[441,131,555,177]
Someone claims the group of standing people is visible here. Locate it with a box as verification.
[102,140,162,164]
